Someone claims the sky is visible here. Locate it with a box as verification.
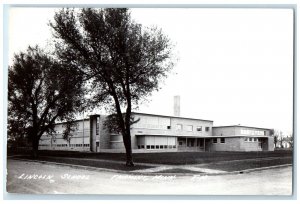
[7,7,294,134]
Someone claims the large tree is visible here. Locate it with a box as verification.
[50,8,175,166]
[8,46,85,158]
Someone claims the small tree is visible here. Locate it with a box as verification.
[8,46,85,158]
[50,8,175,166]
[286,133,293,149]
[272,129,283,148]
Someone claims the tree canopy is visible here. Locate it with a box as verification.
[50,8,175,166]
[8,46,85,157]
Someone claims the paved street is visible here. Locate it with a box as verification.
[6,159,292,195]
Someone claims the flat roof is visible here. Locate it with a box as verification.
[212,125,272,131]
[54,118,90,125]
[132,112,213,122]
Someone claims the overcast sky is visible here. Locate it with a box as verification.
[8,7,294,133]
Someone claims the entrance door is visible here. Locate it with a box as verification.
[204,139,210,151]
[197,138,204,150]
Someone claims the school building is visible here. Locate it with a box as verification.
[39,112,274,152]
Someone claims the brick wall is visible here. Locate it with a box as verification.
[209,137,242,151]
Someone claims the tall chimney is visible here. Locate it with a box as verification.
[174,95,180,116]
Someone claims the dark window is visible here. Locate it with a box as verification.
[141,145,145,149]
[220,138,225,143]
[213,138,218,143]
[146,145,150,149]
[160,145,163,149]
[155,145,159,149]
[96,117,100,135]
[196,126,202,131]
[205,127,210,131]
[173,145,176,148]
[167,126,171,129]
[151,145,155,149]
[164,145,168,149]
[138,145,141,149]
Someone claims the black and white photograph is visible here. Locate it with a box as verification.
[3,2,295,198]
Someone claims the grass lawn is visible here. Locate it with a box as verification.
[12,155,151,171]
[202,156,292,172]
[10,149,293,166]
[34,149,293,164]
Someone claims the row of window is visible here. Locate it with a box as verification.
[137,145,177,149]
[53,144,68,147]
[211,137,259,144]
[178,140,204,147]
[175,124,210,132]
[244,137,258,142]
[70,144,90,147]
[212,138,226,144]
[46,144,90,147]
[51,130,89,134]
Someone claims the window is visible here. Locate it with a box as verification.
[146,145,150,149]
[141,145,145,149]
[176,124,183,130]
[167,126,171,129]
[179,141,183,146]
[96,117,100,135]
[264,131,267,136]
[254,138,257,142]
[186,125,193,132]
[249,138,253,142]
[205,127,210,131]
[164,145,168,149]
[160,145,163,149]
[196,126,202,131]
[155,145,159,149]
[220,138,225,143]
[213,138,218,143]
[244,137,248,141]
[168,145,173,149]
[150,145,155,149]
[173,145,176,148]
[138,145,141,149]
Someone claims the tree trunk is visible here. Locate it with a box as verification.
[123,132,134,167]
[31,138,39,159]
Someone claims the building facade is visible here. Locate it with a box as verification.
[39,112,274,152]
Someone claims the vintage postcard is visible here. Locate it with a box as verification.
[5,4,294,198]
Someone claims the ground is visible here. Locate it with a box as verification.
[6,159,292,195]
[8,150,293,173]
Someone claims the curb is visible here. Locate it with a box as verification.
[8,158,292,177]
